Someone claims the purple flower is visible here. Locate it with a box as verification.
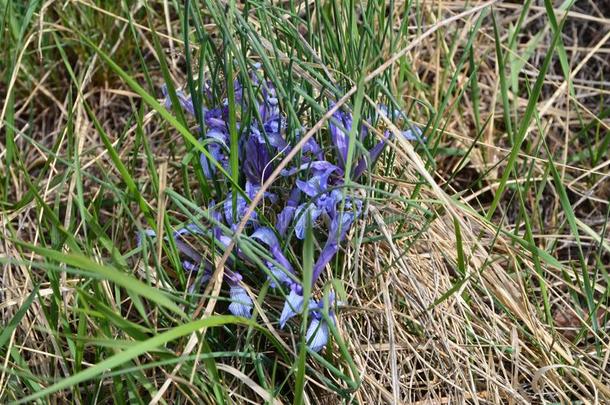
[243,136,273,184]
[327,210,356,249]
[228,284,253,318]
[200,144,223,178]
[276,188,301,236]
[250,118,288,151]
[204,108,229,130]
[302,137,322,158]
[232,79,245,106]
[276,206,296,236]
[293,203,324,240]
[259,82,280,121]
[173,223,206,238]
[136,229,158,247]
[352,135,389,180]
[312,212,356,282]
[279,287,304,328]
[182,260,198,272]
[295,162,338,197]
[329,108,354,168]
[251,227,295,287]
[245,180,277,203]
[292,188,359,242]
[162,85,196,116]
[305,316,333,352]
[154,75,427,352]
[182,260,212,285]
[305,293,338,352]
[206,200,235,248]
[401,127,423,141]
[138,225,205,263]
[224,193,257,230]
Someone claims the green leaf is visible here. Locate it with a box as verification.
[13,316,253,404]
[294,211,314,405]
[0,285,39,348]
[12,241,186,319]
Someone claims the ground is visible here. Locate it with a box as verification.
[1,1,609,404]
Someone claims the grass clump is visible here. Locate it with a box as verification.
[1,0,609,403]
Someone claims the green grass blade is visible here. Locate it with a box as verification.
[13,316,252,404]
[485,11,566,220]
[0,285,39,348]
[11,241,186,319]
[293,212,314,405]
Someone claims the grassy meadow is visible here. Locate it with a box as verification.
[1,0,609,403]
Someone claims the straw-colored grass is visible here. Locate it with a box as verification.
[1,1,609,403]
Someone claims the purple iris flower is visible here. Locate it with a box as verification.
[280,290,338,352]
[231,79,245,106]
[302,137,322,158]
[328,106,376,177]
[200,144,222,178]
[245,180,277,203]
[207,200,235,248]
[224,193,258,230]
[276,188,301,237]
[204,107,229,130]
[259,82,280,122]
[155,72,426,354]
[162,85,196,116]
[250,115,288,151]
[401,127,423,141]
[225,271,253,318]
[183,260,213,286]
[352,133,388,180]
[293,203,324,240]
[251,227,295,288]
[279,286,304,328]
[295,162,339,197]
[327,104,425,181]
[182,260,198,272]
[138,224,206,264]
[312,212,355,282]
[173,223,206,238]
[292,188,358,242]
[281,160,342,179]
[136,229,158,247]
[305,315,333,353]
[227,285,254,318]
[329,108,355,168]
[307,292,341,352]
[243,136,273,184]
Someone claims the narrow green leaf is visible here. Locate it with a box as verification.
[294,212,314,405]
[12,241,186,319]
[14,316,252,404]
[485,12,566,220]
[0,285,39,348]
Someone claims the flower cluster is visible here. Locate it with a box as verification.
[143,67,422,352]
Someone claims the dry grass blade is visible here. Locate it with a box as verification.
[2,0,610,403]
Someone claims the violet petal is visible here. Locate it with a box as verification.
[243,136,273,184]
[294,204,323,240]
[329,109,353,168]
[136,229,158,247]
[182,260,198,272]
[279,288,304,329]
[305,316,333,352]
[251,227,294,281]
[228,285,253,318]
[311,212,355,282]
[402,127,424,141]
[276,205,296,237]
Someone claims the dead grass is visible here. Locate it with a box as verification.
[1,1,610,403]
